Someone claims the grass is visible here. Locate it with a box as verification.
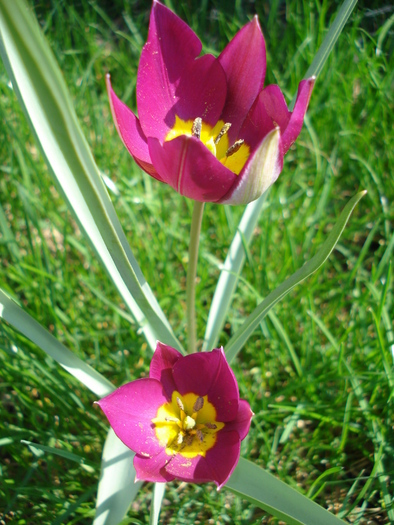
[0,0,393,523]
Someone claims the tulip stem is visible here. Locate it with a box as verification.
[186,200,205,354]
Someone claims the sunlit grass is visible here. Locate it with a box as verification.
[0,0,393,523]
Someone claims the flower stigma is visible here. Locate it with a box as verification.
[152,391,225,458]
[165,116,250,175]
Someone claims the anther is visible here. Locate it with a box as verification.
[184,435,194,446]
[193,396,204,412]
[192,117,202,139]
[164,416,179,423]
[214,123,231,145]
[205,422,217,429]
[196,429,204,442]
[226,139,244,157]
[177,433,184,445]
[176,397,185,412]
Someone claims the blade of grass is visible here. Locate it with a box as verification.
[21,440,94,472]
[0,0,183,354]
[225,191,366,363]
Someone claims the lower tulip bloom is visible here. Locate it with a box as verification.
[97,342,253,488]
[107,0,314,205]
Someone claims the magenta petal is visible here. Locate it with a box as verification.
[219,17,266,141]
[172,348,239,421]
[149,341,183,398]
[246,78,315,155]
[164,430,241,489]
[223,399,253,440]
[134,449,175,483]
[281,77,315,153]
[148,136,237,203]
[96,378,166,457]
[106,75,162,180]
[137,1,226,141]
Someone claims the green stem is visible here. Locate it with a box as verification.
[186,200,205,354]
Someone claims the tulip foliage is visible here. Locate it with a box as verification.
[0,0,360,524]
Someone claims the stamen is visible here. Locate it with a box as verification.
[176,397,185,412]
[177,433,184,445]
[164,416,179,423]
[192,117,202,139]
[226,139,244,157]
[184,435,194,446]
[196,429,204,442]
[193,396,204,412]
[214,122,231,145]
[205,422,217,430]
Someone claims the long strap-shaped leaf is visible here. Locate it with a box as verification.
[301,0,358,83]
[203,192,268,351]
[225,191,366,363]
[0,289,114,397]
[204,0,358,351]
[0,0,183,354]
[94,429,142,525]
[227,458,346,525]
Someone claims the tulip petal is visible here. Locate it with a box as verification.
[106,75,162,180]
[137,1,226,142]
[172,348,239,421]
[223,399,253,440]
[134,449,175,483]
[149,341,183,398]
[164,430,240,489]
[221,127,281,205]
[96,378,166,457]
[148,136,237,203]
[219,17,266,141]
[281,77,315,153]
[245,78,315,155]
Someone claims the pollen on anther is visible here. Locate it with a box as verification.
[193,396,204,412]
[196,429,204,442]
[214,122,231,145]
[176,396,185,412]
[226,139,244,157]
[192,117,202,139]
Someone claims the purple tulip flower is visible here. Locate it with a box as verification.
[106,1,314,205]
[97,342,253,488]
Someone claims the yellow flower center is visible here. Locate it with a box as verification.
[152,390,224,458]
[165,116,250,175]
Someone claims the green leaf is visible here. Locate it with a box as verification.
[225,191,366,363]
[149,483,166,525]
[21,440,95,472]
[0,0,183,354]
[0,289,114,397]
[226,458,346,525]
[203,192,268,351]
[94,429,142,525]
[303,0,357,79]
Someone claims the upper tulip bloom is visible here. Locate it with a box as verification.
[97,342,253,488]
[107,0,314,204]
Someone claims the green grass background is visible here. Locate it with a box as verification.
[0,0,393,523]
